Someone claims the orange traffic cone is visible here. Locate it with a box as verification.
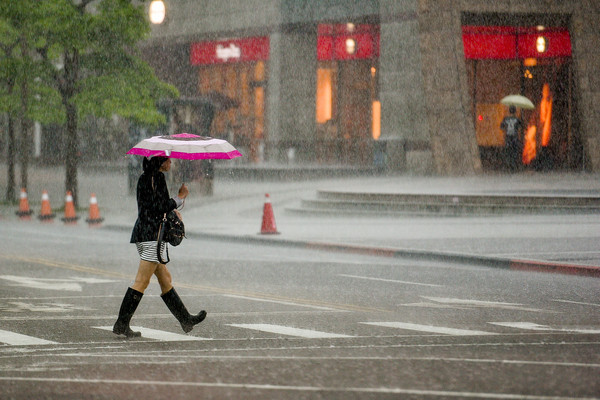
[85,193,104,226]
[260,193,279,234]
[15,188,34,219]
[61,191,79,224]
[37,190,56,222]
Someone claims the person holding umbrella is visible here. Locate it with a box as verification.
[500,105,524,171]
[113,155,206,337]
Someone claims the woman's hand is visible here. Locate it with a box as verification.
[178,183,189,199]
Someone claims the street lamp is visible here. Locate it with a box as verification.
[149,0,166,24]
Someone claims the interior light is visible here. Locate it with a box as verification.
[347,23,355,32]
[478,115,484,121]
[370,66,376,77]
[149,0,166,24]
[536,36,547,53]
[523,58,537,67]
[345,38,356,55]
[536,25,545,31]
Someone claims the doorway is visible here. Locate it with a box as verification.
[463,22,581,171]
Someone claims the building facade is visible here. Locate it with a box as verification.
[141,0,600,174]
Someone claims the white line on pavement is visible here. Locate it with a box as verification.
[490,322,600,334]
[0,377,595,399]
[222,294,339,311]
[228,323,354,338]
[0,329,57,346]
[553,299,600,307]
[40,353,600,368]
[490,322,553,331]
[361,322,494,336]
[338,274,443,287]
[93,326,210,341]
[420,297,555,313]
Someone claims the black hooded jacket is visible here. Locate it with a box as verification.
[130,157,177,243]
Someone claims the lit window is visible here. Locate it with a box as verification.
[345,38,356,55]
[536,36,547,53]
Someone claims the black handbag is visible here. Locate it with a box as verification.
[157,211,185,264]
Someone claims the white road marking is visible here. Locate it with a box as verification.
[361,322,494,336]
[0,377,593,399]
[339,274,442,287]
[228,324,354,338]
[47,354,600,368]
[93,326,209,341]
[69,277,117,284]
[420,297,554,313]
[423,297,522,307]
[0,329,57,346]
[490,322,553,331]
[0,302,92,313]
[222,294,338,311]
[490,322,600,334]
[0,275,83,292]
[553,299,600,307]
[400,302,472,309]
[0,275,116,292]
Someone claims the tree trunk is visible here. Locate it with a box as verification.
[18,37,30,193]
[62,48,80,207]
[65,101,79,207]
[5,114,16,202]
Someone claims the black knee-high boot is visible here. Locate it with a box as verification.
[113,287,143,337]
[161,288,206,333]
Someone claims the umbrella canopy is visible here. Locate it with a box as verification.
[127,133,242,160]
[500,94,535,110]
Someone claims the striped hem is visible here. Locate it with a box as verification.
[136,241,167,263]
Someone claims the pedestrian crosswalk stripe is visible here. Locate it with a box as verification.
[490,322,600,334]
[361,322,494,336]
[228,324,354,338]
[94,326,209,341]
[222,294,337,311]
[489,322,553,331]
[0,329,57,345]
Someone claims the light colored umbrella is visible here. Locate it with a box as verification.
[127,133,242,160]
[500,94,535,110]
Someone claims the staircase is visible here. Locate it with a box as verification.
[287,190,600,217]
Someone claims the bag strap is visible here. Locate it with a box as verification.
[157,213,170,264]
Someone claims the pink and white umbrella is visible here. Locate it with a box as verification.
[127,133,242,160]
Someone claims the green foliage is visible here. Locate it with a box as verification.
[1,0,177,127]
[77,58,178,125]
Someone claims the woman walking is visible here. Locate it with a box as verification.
[113,156,206,338]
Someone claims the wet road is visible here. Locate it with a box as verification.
[1,223,599,399]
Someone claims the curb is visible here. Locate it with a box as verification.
[179,230,600,279]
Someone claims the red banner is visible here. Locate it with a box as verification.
[462,26,571,60]
[191,28,380,65]
[190,37,269,65]
[318,32,380,61]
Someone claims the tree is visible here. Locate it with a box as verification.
[33,0,177,206]
[0,1,62,202]
[0,17,19,202]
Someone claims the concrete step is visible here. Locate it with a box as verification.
[286,190,600,216]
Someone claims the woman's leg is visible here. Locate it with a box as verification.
[154,263,173,295]
[131,260,159,293]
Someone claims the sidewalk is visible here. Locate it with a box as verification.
[2,165,600,277]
